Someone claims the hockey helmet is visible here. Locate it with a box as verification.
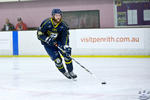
[52,9,62,16]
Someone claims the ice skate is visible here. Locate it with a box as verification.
[63,72,72,79]
[69,71,77,79]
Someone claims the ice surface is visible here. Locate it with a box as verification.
[0,57,150,100]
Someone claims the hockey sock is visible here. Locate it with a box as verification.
[64,57,73,72]
[54,57,66,73]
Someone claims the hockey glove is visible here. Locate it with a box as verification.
[64,45,72,57]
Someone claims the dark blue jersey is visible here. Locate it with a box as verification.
[37,18,70,46]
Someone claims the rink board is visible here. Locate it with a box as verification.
[0,28,150,56]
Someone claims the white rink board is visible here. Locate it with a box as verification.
[18,31,47,55]
[0,28,150,55]
[17,28,150,55]
[70,28,150,55]
[0,31,12,55]
[76,29,144,49]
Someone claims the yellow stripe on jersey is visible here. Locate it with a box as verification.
[51,18,62,28]
[65,33,68,45]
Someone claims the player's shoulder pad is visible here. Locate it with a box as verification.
[60,21,69,30]
[40,18,51,28]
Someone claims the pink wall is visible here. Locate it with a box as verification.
[0,0,114,30]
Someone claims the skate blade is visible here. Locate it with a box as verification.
[71,78,77,81]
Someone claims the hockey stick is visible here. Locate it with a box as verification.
[55,44,107,84]
[56,45,93,75]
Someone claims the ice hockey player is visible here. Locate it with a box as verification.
[37,9,77,79]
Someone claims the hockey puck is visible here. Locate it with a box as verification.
[101,82,106,84]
